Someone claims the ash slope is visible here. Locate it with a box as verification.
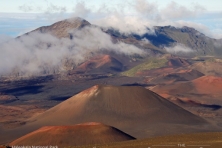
[26,85,209,138]
[10,122,135,147]
[74,54,124,74]
[152,75,222,101]
[0,85,218,144]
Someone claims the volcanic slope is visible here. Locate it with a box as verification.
[152,75,222,102]
[21,85,211,139]
[10,122,135,147]
[74,55,123,73]
[191,59,222,76]
[146,69,204,84]
[122,55,192,77]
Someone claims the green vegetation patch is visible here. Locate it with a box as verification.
[122,58,168,77]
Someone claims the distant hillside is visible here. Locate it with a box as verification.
[121,57,168,77]
[154,26,220,55]
[21,17,222,58]
[74,55,124,74]
[191,58,222,76]
[107,26,222,56]
[5,17,221,80]
[121,55,193,77]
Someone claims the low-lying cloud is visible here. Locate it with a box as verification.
[0,26,145,76]
[89,0,207,36]
[165,44,194,54]
[0,34,12,44]
[1,0,221,77]
[214,39,222,48]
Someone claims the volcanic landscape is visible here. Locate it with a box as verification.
[0,17,222,148]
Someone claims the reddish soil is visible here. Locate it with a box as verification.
[0,85,209,145]
[145,69,203,84]
[0,105,45,129]
[151,75,222,99]
[0,94,18,104]
[75,55,123,73]
[192,76,222,94]
[10,122,135,147]
[167,57,190,67]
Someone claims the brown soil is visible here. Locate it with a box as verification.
[75,55,123,73]
[0,105,45,129]
[0,95,18,104]
[167,57,190,67]
[192,76,222,94]
[146,69,204,84]
[0,84,220,145]
[191,61,222,76]
[10,122,135,147]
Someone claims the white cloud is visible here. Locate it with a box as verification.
[0,13,38,19]
[0,26,145,76]
[165,44,194,54]
[19,4,33,12]
[43,3,67,22]
[1,0,221,78]
[84,0,218,38]
[133,0,158,16]
[214,39,222,48]
[92,15,156,35]
[0,34,12,44]
[208,29,222,39]
[140,38,150,44]
[160,1,206,19]
[72,1,91,18]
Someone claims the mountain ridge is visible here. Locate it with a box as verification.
[18,17,222,56]
[2,17,222,80]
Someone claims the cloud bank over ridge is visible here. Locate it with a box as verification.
[0,26,144,76]
[0,0,221,77]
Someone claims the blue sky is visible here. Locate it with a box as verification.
[0,0,222,38]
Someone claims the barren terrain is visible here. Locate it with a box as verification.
[1,17,222,147]
[10,122,135,147]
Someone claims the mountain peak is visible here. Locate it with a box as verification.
[64,17,87,23]
[32,85,205,126]
[33,17,91,38]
